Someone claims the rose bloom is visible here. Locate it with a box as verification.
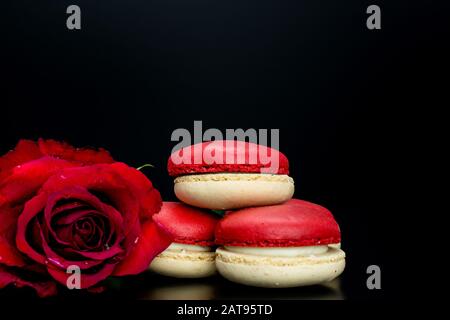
[0,139,172,297]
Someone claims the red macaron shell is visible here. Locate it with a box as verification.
[167,140,289,177]
[215,199,341,247]
[152,202,220,246]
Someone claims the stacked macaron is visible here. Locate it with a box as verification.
[150,140,345,287]
[149,202,220,278]
[215,199,345,287]
[167,140,294,210]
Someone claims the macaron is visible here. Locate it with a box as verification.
[149,202,220,278]
[168,140,295,209]
[215,199,345,288]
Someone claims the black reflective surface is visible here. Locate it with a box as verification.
[116,273,344,300]
[0,271,345,300]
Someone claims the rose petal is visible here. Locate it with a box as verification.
[53,223,74,245]
[0,157,75,208]
[47,261,116,289]
[0,204,27,266]
[113,220,172,276]
[0,158,76,267]
[0,140,41,182]
[40,166,140,236]
[43,186,125,249]
[55,209,97,226]
[39,233,106,270]
[62,245,124,261]
[0,264,58,297]
[19,211,106,271]
[113,216,141,265]
[15,192,48,264]
[110,163,162,221]
[37,138,114,165]
[52,200,89,216]
[45,201,92,246]
[73,217,106,250]
[47,209,95,247]
[0,139,114,183]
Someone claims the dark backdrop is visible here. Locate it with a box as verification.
[2,0,448,300]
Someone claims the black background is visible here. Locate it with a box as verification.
[1,0,448,301]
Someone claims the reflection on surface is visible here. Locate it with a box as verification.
[131,272,344,300]
[0,271,344,300]
[215,277,344,300]
[142,283,215,300]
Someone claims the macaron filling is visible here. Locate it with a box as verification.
[166,242,213,253]
[223,245,332,257]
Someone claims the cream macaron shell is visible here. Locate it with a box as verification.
[149,243,217,278]
[174,173,294,210]
[215,245,345,288]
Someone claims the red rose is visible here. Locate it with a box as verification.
[0,139,172,297]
